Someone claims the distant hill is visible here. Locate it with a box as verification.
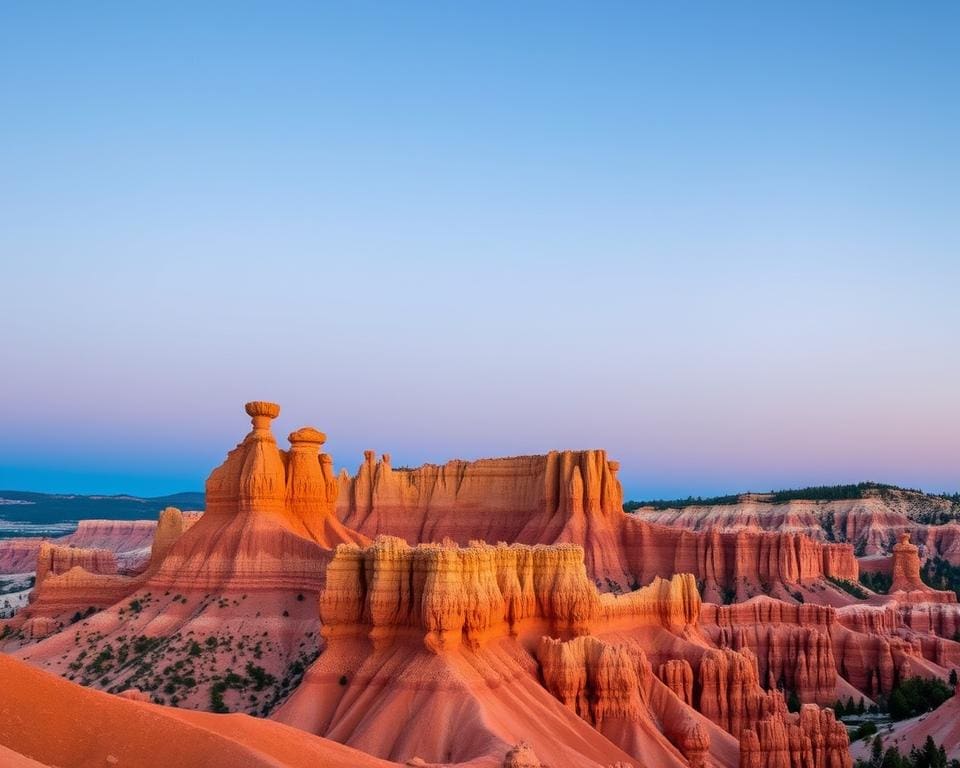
[624,482,959,513]
[0,490,205,524]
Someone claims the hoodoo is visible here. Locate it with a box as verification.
[891,532,926,593]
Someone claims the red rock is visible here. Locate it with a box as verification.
[335,451,856,599]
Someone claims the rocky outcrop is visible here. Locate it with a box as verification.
[146,507,195,572]
[321,536,703,652]
[282,536,654,766]
[145,402,368,594]
[739,704,851,768]
[635,490,960,566]
[322,536,598,649]
[335,451,856,597]
[34,542,117,586]
[337,449,631,587]
[891,532,926,592]
[536,632,849,768]
[620,522,858,603]
[502,742,543,768]
[206,401,366,549]
[536,634,716,766]
[701,600,838,705]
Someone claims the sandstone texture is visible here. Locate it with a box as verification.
[635,489,960,564]
[335,451,858,601]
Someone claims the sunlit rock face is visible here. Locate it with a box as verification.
[335,450,858,599]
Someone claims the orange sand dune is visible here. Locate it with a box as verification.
[0,653,399,768]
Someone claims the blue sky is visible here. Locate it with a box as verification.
[1,2,957,499]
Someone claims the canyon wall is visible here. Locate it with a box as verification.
[636,492,960,564]
[321,535,702,650]
[334,451,857,597]
[0,519,161,577]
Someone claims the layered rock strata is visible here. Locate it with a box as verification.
[321,535,702,651]
[335,452,857,597]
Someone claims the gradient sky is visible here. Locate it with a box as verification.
[1,3,958,500]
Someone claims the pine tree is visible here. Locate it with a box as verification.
[881,747,903,768]
[870,735,884,768]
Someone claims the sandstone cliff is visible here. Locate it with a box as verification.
[537,634,735,768]
[0,519,161,578]
[635,490,960,565]
[334,451,857,598]
[281,535,697,767]
[321,536,704,652]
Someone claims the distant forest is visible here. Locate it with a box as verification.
[0,490,205,525]
[623,482,952,512]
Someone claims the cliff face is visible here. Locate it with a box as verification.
[635,491,960,565]
[536,634,723,767]
[701,600,838,705]
[334,451,855,598]
[337,449,631,587]
[620,522,858,602]
[281,536,706,767]
[0,520,161,578]
[739,704,852,768]
[0,539,46,574]
[34,542,117,586]
[321,535,705,653]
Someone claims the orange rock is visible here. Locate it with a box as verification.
[502,742,542,767]
[892,532,925,592]
[335,450,854,597]
[206,401,367,549]
[34,542,117,586]
[702,599,838,706]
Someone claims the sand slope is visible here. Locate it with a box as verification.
[0,653,397,768]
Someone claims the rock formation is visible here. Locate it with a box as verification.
[148,402,368,595]
[891,532,925,592]
[536,634,722,766]
[321,536,705,652]
[0,519,161,577]
[701,600,839,705]
[634,490,960,565]
[11,400,959,766]
[34,542,117,586]
[739,704,851,768]
[281,535,695,766]
[335,451,858,598]
[205,401,366,549]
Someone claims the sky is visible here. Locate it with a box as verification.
[1,2,958,500]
